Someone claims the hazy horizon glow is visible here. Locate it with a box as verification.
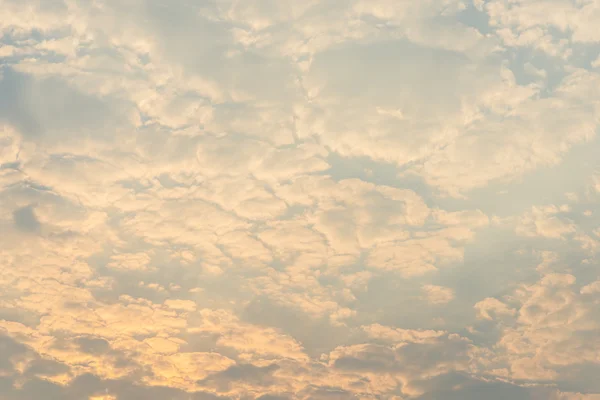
[2,0,600,399]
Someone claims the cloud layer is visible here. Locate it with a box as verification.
[2,0,600,398]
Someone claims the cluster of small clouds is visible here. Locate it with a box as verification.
[2,0,600,398]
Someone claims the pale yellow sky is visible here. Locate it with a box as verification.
[1,0,600,399]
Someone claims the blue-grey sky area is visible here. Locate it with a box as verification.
[2,0,600,399]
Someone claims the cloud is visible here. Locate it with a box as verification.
[473,270,600,389]
[362,324,446,344]
[485,0,600,47]
[474,298,517,321]
[107,252,152,271]
[517,205,576,239]
[422,285,455,305]
[327,329,475,397]
[191,309,309,363]
[2,0,600,398]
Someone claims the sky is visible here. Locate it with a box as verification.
[1,0,600,399]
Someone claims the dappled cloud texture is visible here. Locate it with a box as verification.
[2,0,600,399]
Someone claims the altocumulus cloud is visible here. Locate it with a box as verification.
[1,0,600,399]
